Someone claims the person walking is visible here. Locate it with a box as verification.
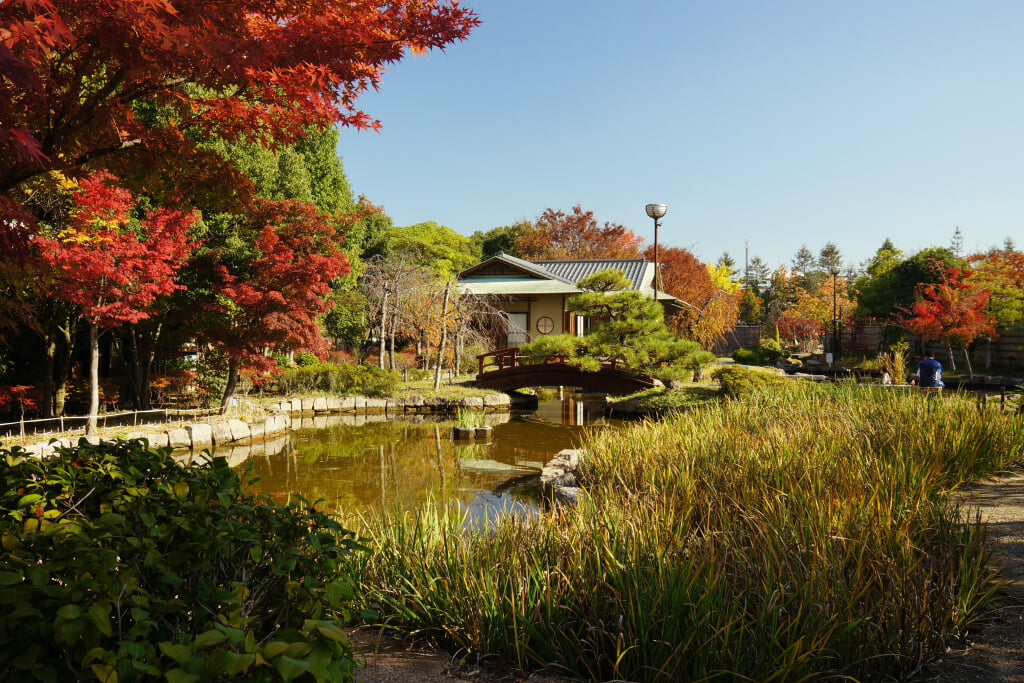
[916,350,943,389]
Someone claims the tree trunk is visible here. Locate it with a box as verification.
[220,356,240,415]
[378,290,388,370]
[433,281,452,391]
[119,324,159,410]
[53,323,73,417]
[946,344,956,372]
[388,312,397,370]
[963,345,974,379]
[42,330,57,419]
[454,330,463,377]
[86,320,100,435]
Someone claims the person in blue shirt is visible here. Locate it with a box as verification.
[916,350,943,388]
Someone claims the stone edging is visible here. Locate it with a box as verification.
[539,448,583,505]
[18,393,511,458]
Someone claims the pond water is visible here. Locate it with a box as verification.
[217,393,622,525]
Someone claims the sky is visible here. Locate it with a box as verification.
[338,0,1024,272]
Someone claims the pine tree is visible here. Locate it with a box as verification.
[951,227,965,257]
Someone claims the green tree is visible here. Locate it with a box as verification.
[469,223,529,261]
[818,241,843,274]
[855,246,963,321]
[716,251,739,280]
[519,269,705,379]
[744,256,772,295]
[738,288,762,324]
[791,244,816,289]
[389,221,476,278]
[951,227,965,258]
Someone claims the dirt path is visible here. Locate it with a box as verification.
[349,471,1024,683]
[925,470,1024,682]
[348,627,577,683]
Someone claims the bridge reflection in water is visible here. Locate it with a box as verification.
[198,393,621,525]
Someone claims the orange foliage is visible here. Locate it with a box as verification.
[514,205,643,260]
[645,245,739,347]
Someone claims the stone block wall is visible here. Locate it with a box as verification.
[19,392,513,458]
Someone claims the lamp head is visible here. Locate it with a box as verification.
[645,203,668,220]
[829,265,841,276]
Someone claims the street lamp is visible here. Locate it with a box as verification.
[645,203,667,301]
[829,265,841,359]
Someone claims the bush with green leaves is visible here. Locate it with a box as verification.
[731,347,762,365]
[296,352,321,368]
[712,364,792,398]
[759,337,784,363]
[0,439,366,682]
[276,362,399,398]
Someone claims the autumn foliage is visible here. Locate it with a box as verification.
[0,0,479,192]
[514,205,643,260]
[206,199,349,366]
[34,173,197,328]
[643,245,739,347]
[902,265,996,373]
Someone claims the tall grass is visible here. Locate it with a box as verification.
[345,383,1024,681]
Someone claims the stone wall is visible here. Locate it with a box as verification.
[19,392,512,458]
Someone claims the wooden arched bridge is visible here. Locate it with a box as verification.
[474,348,660,395]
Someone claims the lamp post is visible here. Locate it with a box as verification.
[829,265,841,358]
[645,203,667,301]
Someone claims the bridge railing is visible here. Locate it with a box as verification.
[478,348,629,376]
[478,347,523,375]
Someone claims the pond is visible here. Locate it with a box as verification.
[218,392,622,525]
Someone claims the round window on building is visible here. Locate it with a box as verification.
[536,316,554,334]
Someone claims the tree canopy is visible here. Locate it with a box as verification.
[513,205,643,260]
[1,0,478,193]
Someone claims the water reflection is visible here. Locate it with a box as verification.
[213,393,618,524]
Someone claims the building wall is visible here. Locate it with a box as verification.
[487,295,568,347]
[529,295,566,340]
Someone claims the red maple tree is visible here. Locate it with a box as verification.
[0,0,479,192]
[35,171,197,432]
[645,245,739,347]
[203,199,349,411]
[902,265,996,376]
[514,205,644,260]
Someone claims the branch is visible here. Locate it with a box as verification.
[73,138,143,165]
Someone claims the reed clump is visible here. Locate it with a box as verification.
[346,382,1024,681]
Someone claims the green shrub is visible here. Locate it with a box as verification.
[680,350,718,381]
[711,364,791,398]
[296,352,321,368]
[760,337,783,363]
[731,347,762,365]
[654,351,716,385]
[351,365,400,398]
[276,362,400,398]
[403,367,434,382]
[0,440,364,682]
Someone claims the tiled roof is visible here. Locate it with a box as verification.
[457,253,677,303]
[531,259,649,290]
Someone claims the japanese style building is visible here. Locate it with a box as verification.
[457,252,680,350]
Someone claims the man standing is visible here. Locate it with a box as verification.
[916,350,943,388]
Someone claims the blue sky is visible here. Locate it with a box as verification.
[338,0,1024,272]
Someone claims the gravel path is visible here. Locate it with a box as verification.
[925,469,1024,682]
